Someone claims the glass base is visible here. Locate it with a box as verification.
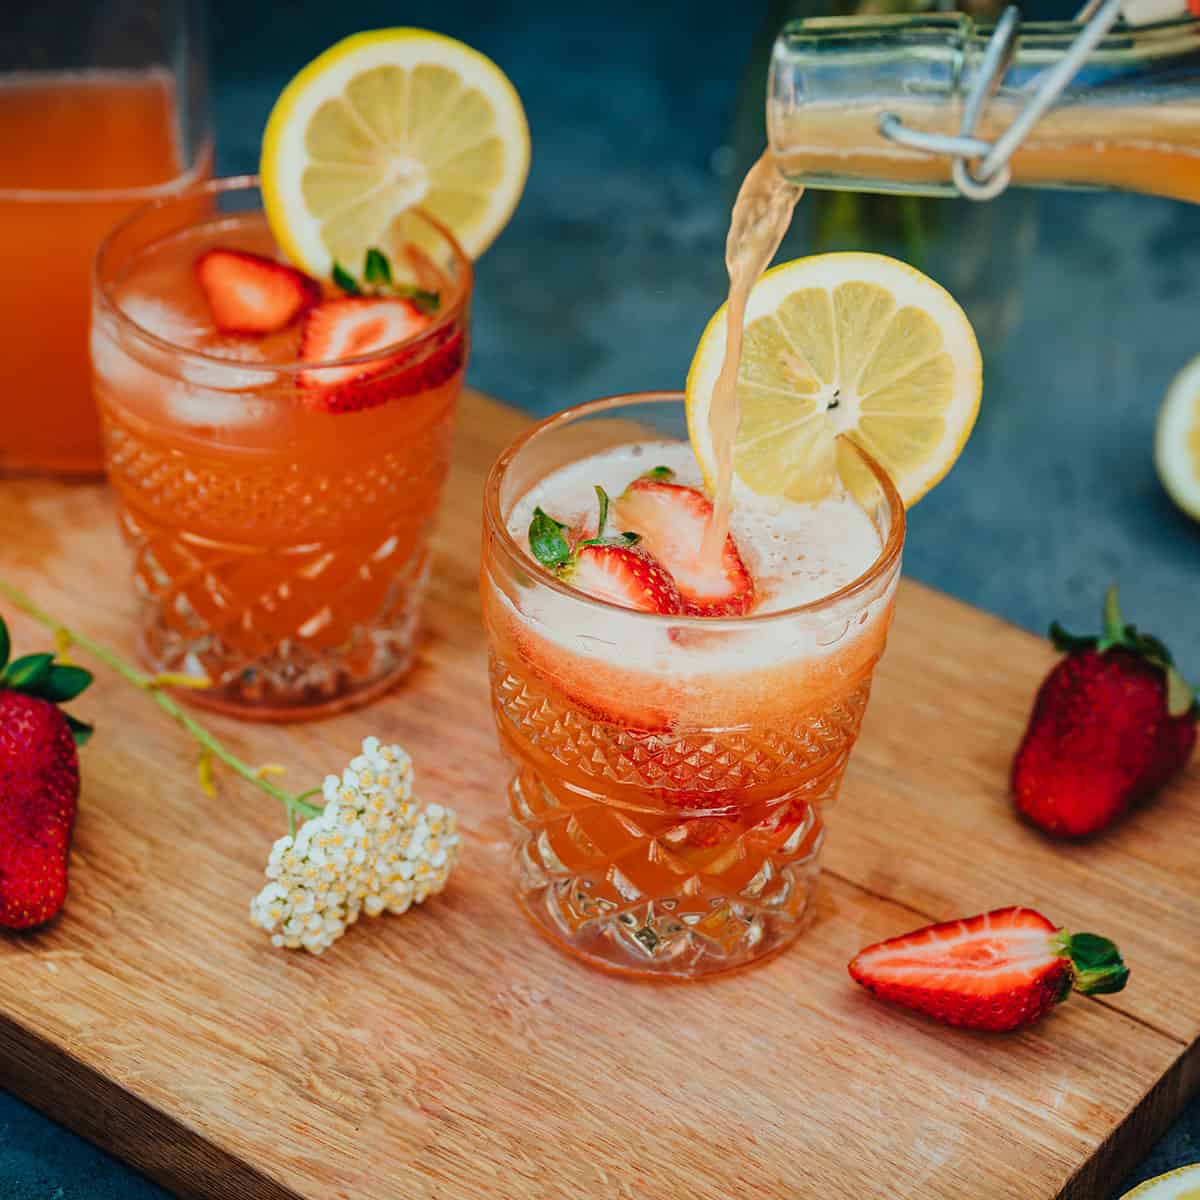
[509,769,826,980]
[161,644,418,723]
[126,513,432,722]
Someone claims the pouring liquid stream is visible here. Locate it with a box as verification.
[703,151,803,565]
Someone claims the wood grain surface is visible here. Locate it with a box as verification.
[0,390,1196,1200]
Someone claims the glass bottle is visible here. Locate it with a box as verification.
[768,10,1200,202]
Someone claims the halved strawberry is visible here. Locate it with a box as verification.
[194,249,320,336]
[614,471,754,617]
[297,297,463,413]
[565,543,682,614]
[849,906,1129,1032]
[528,489,683,615]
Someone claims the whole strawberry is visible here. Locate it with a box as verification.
[0,615,92,929]
[1012,588,1196,838]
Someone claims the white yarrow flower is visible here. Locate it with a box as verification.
[250,738,460,954]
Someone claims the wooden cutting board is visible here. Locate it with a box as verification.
[0,390,1196,1200]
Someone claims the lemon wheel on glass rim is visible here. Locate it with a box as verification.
[686,252,983,506]
[260,28,530,275]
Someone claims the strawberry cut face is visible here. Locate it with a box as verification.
[614,477,754,617]
[297,297,464,413]
[848,906,1128,1032]
[195,249,321,336]
[565,543,683,615]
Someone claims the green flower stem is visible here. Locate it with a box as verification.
[0,576,322,821]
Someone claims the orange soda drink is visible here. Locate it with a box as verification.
[92,179,471,720]
[481,393,905,978]
[0,70,210,475]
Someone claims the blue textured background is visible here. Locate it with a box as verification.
[2,0,1198,1196]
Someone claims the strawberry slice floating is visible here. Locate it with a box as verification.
[298,297,464,414]
[527,488,683,616]
[849,906,1129,1032]
[194,248,321,336]
[566,543,683,615]
[614,470,754,617]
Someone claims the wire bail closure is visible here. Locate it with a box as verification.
[878,0,1124,200]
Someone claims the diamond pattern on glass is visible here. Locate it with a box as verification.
[104,413,451,710]
[494,655,874,973]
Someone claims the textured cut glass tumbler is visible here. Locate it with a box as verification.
[481,393,905,979]
[92,178,471,721]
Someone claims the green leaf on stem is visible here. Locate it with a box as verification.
[332,262,360,295]
[364,247,392,287]
[65,714,93,746]
[593,486,610,539]
[1048,622,1095,655]
[1166,666,1196,719]
[39,664,93,703]
[0,616,9,673]
[3,652,53,691]
[529,508,571,570]
[1059,930,1130,995]
[392,284,440,313]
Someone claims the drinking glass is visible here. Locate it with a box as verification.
[481,392,905,979]
[92,178,472,721]
[0,0,211,476]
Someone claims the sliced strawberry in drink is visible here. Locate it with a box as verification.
[614,472,754,617]
[565,543,683,615]
[298,297,463,413]
[849,906,1129,1032]
[527,489,683,616]
[194,248,321,336]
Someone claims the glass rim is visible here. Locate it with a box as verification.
[93,174,473,377]
[0,133,215,203]
[483,390,907,629]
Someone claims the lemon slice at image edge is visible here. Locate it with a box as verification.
[686,252,983,507]
[1121,1164,1200,1199]
[261,28,530,275]
[1155,353,1200,522]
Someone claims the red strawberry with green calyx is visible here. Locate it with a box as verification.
[1012,586,1196,839]
[0,615,92,929]
[529,486,683,615]
[849,906,1129,1032]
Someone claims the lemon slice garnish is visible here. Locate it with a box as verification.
[686,252,982,506]
[1155,353,1200,522]
[261,28,529,274]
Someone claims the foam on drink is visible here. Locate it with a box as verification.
[505,439,889,678]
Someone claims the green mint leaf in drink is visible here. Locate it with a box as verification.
[529,508,572,570]
[594,486,610,538]
[332,262,360,295]
[393,284,440,313]
[364,247,392,287]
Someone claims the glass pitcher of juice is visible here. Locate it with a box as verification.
[0,0,211,476]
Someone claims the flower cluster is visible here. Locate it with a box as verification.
[250,737,459,954]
